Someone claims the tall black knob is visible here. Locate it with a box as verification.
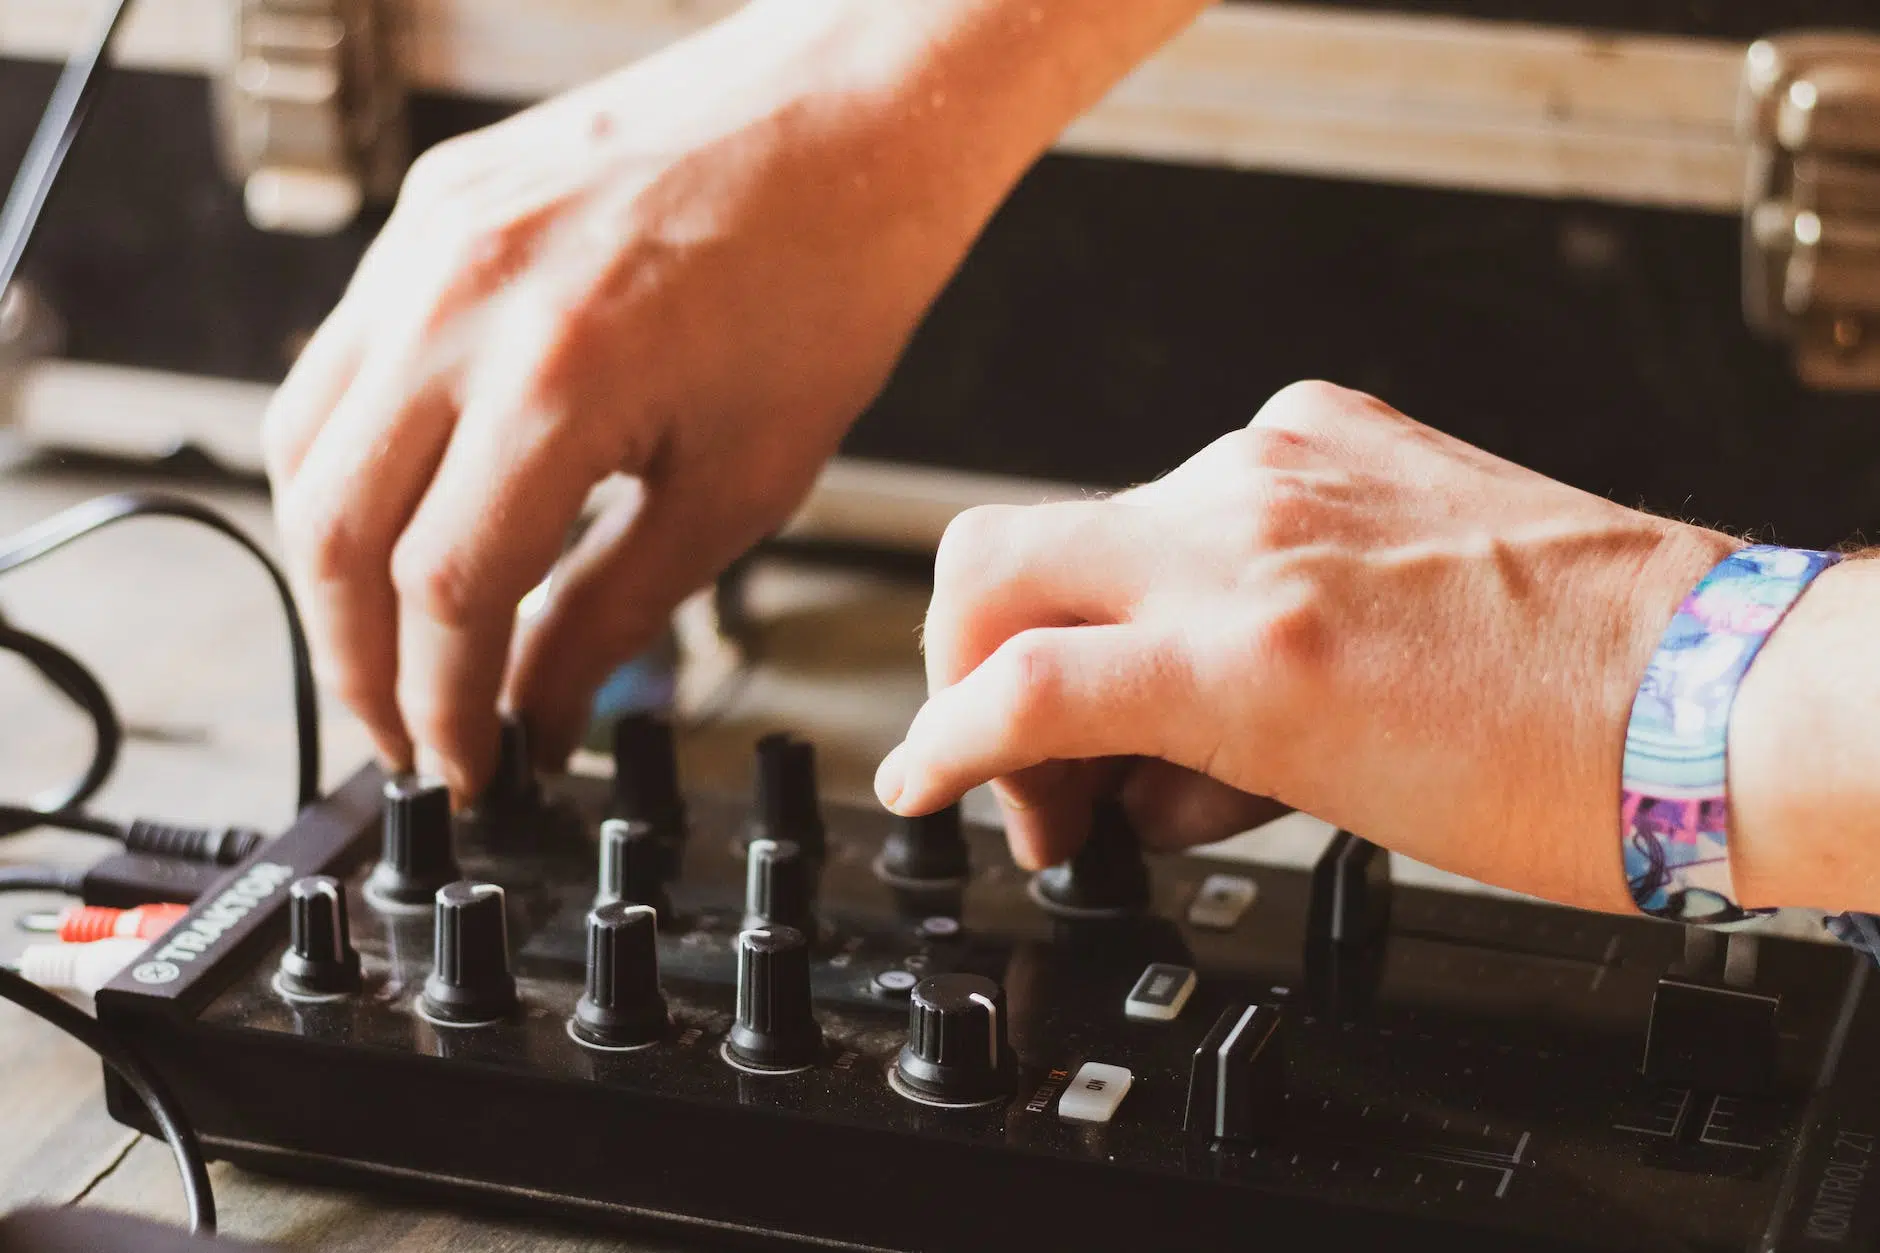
[479,716,541,812]
[726,925,821,1070]
[875,804,969,886]
[612,713,685,838]
[894,974,1013,1105]
[368,777,460,908]
[422,881,517,1024]
[572,902,668,1049]
[749,733,824,858]
[278,875,361,996]
[1032,797,1151,917]
[598,818,669,911]
[744,838,814,932]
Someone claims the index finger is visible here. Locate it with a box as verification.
[389,390,617,801]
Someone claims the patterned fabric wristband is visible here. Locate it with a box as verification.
[1622,544,1880,961]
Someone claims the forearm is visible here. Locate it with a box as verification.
[1730,555,1880,915]
[610,0,1214,236]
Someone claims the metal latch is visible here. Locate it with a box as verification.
[215,0,406,235]
[1741,34,1880,391]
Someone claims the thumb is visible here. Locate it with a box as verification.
[877,623,1193,868]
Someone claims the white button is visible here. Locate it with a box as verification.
[1187,873,1257,930]
[1125,963,1197,1022]
[1058,1062,1133,1124]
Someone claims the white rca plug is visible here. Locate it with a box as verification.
[18,937,149,995]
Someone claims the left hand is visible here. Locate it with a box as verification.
[875,381,1738,912]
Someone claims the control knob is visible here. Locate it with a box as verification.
[421,881,517,1025]
[744,837,814,932]
[1031,798,1151,917]
[893,973,1013,1106]
[749,733,824,858]
[612,712,686,841]
[277,875,361,996]
[725,925,822,1071]
[875,804,969,887]
[572,902,668,1049]
[597,818,669,912]
[367,777,460,908]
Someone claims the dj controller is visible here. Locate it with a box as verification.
[91,716,1880,1252]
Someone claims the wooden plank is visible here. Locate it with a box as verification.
[0,0,1751,209]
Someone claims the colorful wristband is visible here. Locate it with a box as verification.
[1622,543,1880,961]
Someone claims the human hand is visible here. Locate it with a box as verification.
[260,1,1051,798]
[877,382,1740,912]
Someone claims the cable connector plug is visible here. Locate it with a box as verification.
[121,820,265,866]
[57,902,188,943]
[17,937,147,995]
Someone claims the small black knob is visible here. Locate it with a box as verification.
[726,925,821,1070]
[479,716,542,812]
[894,974,1013,1105]
[368,777,460,907]
[597,818,668,911]
[744,838,814,932]
[613,713,686,838]
[876,804,969,886]
[278,875,361,996]
[422,881,517,1024]
[572,902,668,1048]
[749,733,824,858]
[1032,797,1151,917]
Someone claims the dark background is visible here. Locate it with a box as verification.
[2,16,1877,549]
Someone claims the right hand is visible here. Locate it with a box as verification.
[261,1,1038,798]
[880,382,1739,911]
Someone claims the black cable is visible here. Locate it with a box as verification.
[0,864,85,894]
[0,492,321,812]
[0,616,121,831]
[0,966,215,1234]
[0,0,134,299]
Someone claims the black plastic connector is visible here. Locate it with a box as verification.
[80,853,224,908]
[121,820,265,866]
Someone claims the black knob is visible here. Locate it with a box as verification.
[422,881,518,1024]
[278,875,361,996]
[749,733,824,858]
[726,925,821,1070]
[597,818,669,911]
[478,716,542,812]
[875,804,969,886]
[894,973,1013,1105]
[744,838,814,932]
[612,713,686,838]
[368,777,460,907]
[1032,797,1151,917]
[572,902,668,1048]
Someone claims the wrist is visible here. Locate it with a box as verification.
[1730,555,1880,914]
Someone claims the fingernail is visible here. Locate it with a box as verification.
[874,744,909,810]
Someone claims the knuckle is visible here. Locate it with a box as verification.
[390,539,485,630]
[1250,379,1357,431]
[1219,423,1319,472]
[993,630,1066,732]
[933,505,1019,594]
[278,489,373,586]
[398,139,474,209]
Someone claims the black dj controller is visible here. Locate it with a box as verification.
[93,717,1880,1252]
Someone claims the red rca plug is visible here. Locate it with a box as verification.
[57,902,189,943]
